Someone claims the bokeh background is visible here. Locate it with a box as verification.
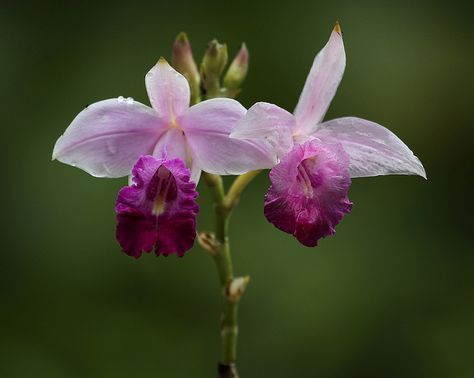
[1,0,473,377]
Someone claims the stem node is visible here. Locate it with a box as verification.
[197,231,220,255]
[228,276,250,302]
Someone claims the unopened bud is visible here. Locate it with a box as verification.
[200,39,228,98]
[202,39,228,76]
[172,32,201,104]
[223,43,249,92]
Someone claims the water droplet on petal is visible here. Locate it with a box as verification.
[126,97,134,104]
[117,96,125,102]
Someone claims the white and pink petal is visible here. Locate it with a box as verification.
[145,59,190,122]
[181,98,276,175]
[313,117,427,179]
[231,102,295,161]
[52,99,164,178]
[293,23,346,133]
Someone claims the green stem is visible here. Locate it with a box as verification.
[224,170,261,210]
[200,106,260,378]
[203,173,240,378]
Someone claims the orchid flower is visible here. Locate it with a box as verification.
[52,58,274,183]
[116,155,199,258]
[231,23,426,246]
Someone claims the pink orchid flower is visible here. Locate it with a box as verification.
[231,23,426,247]
[52,58,274,183]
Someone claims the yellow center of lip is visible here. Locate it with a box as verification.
[150,166,175,216]
[152,193,167,215]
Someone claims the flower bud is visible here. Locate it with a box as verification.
[172,32,201,104]
[223,43,249,92]
[200,39,228,98]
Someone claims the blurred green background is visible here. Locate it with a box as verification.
[1,0,473,377]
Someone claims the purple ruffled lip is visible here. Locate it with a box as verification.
[264,139,352,247]
[115,155,199,258]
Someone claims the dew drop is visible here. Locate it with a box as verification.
[117,96,125,102]
[126,97,134,104]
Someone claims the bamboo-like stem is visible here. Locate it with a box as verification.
[198,48,260,377]
[203,173,241,378]
[202,171,261,377]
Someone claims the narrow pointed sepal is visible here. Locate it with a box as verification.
[293,24,346,133]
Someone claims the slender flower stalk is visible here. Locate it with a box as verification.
[197,118,257,376]
[202,171,254,378]
[196,43,256,373]
[203,173,239,377]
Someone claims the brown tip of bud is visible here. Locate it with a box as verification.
[334,21,342,34]
[158,56,168,64]
[175,32,189,45]
[172,33,193,63]
[206,39,220,57]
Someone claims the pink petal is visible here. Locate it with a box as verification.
[53,99,164,178]
[293,25,345,133]
[231,102,296,162]
[145,59,190,122]
[264,140,352,247]
[314,117,426,179]
[181,98,276,175]
[115,205,158,258]
[153,128,188,163]
[116,156,199,258]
